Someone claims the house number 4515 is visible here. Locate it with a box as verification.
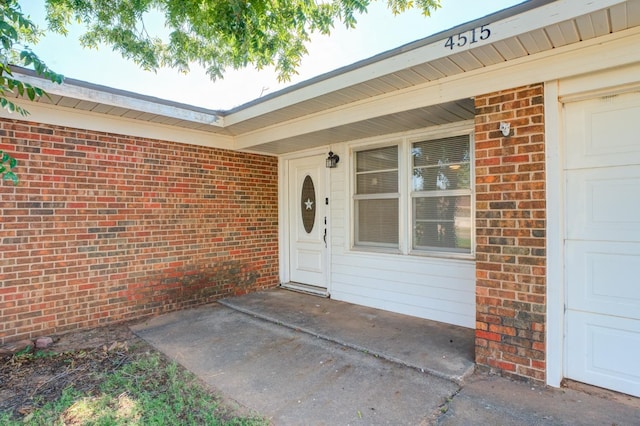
[444,25,491,50]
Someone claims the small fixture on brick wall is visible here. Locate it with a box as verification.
[326,151,340,168]
[499,121,511,137]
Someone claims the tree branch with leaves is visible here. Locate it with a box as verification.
[2,0,441,185]
[1,0,64,184]
[44,0,440,82]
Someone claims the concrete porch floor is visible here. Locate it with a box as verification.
[131,288,470,424]
[131,288,640,425]
[218,288,476,384]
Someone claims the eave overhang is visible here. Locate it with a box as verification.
[5,0,640,155]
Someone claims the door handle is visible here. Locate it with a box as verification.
[323,228,327,247]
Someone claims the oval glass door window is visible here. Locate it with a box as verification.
[301,175,316,233]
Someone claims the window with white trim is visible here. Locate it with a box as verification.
[352,131,473,256]
[354,145,399,248]
[411,135,472,254]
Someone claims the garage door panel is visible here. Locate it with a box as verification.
[564,90,640,397]
[566,311,640,397]
[565,92,640,170]
[566,240,640,319]
[566,166,640,241]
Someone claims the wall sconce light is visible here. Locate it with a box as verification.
[326,151,340,168]
[499,121,511,137]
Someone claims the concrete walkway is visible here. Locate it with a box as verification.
[131,289,640,425]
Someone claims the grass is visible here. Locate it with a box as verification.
[0,352,266,426]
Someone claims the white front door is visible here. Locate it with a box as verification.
[288,155,327,289]
[564,91,640,397]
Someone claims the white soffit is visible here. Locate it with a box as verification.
[247,99,476,155]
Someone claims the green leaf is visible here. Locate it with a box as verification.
[22,53,33,66]
[3,171,18,185]
[1,0,62,117]
[26,86,35,100]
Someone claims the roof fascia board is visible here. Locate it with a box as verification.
[0,98,234,149]
[225,0,626,126]
[12,69,225,128]
[234,26,640,150]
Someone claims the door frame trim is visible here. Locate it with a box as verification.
[545,79,564,388]
[279,148,332,294]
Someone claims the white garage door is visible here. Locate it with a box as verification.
[564,91,640,397]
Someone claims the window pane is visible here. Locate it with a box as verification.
[356,146,398,173]
[412,165,471,191]
[357,171,398,194]
[355,145,399,248]
[413,195,471,252]
[412,135,471,191]
[356,199,399,246]
[412,135,469,167]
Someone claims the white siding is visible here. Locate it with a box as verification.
[326,141,476,329]
[330,254,475,328]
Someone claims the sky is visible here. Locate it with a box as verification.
[20,0,523,110]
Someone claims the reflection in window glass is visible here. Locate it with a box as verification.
[412,135,471,253]
[413,196,471,252]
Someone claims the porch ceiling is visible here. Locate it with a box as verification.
[9,0,640,154]
[246,99,475,155]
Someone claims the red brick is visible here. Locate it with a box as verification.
[489,324,516,336]
[503,155,530,164]
[476,330,502,342]
[0,118,279,344]
[475,83,547,383]
[489,359,517,372]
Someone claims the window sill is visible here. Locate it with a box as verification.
[351,245,403,256]
[409,250,475,262]
[350,246,475,262]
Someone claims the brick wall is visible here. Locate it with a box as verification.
[474,83,546,382]
[0,118,279,344]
